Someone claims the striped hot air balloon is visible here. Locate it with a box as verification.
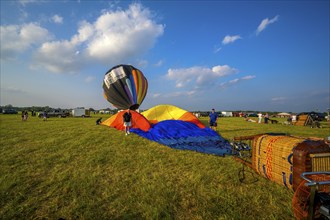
[103,64,148,110]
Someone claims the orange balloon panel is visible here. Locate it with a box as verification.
[101,110,151,132]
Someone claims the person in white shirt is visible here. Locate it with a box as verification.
[257,112,263,124]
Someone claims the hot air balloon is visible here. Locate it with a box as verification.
[103,64,148,110]
[102,104,233,156]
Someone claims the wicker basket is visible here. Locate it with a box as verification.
[251,134,329,190]
[293,143,330,191]
[292,174,330,220]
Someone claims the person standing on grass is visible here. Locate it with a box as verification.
[43,111,47,121]
[258,112,263,124]
[123,109,132,136]
[209,108,218,131]
[24,111,28,121]
[21,111,25,121]
[264,113,269,124]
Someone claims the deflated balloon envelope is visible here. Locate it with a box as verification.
[103,64,148,110]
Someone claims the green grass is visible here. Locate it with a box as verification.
[1,114,329,219]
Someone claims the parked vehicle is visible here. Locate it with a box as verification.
[221,111,233,117]
[247,113,258,117]
[72,108,90,117]
[2,109,18,114]
[38,110,69,118]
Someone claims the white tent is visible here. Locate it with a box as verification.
[277,112,291,118]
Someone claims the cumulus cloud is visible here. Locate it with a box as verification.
[0,23,52,60]
[256,15,279,35]
[220,75,256,88]
[32,40,82,73]
[85,3,164,64]
[51,14,63,24]
[166,65,238,88]
[32,3,164,73]
[222,35,241,45]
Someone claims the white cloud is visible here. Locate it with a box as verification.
[51,14,63,24]
[241,75,256,80]
[163,90,197,98]
[32,40,82,73]
[1,86,26,94]
[222,35,241,45]
[32,3,164,73]
[214,46,222,53]
[256,15,279,35]
[19,8,29,21]
[271,97,287,102]
[152,93,160,98]
[166,65,238,88]
[151,89,198,99]
[154,60,164,67]
[19,0,38,6]
[220,75,256,88]
[137,59,148,68]
[0,23,52,60]
[271,96,287,105]
[85,76,96,83]
[86,3,164,64]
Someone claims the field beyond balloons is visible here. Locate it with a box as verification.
[1,114,329,219]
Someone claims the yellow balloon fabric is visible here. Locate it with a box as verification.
[141,104,205,128]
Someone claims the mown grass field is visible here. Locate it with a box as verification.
[1,113,329,219]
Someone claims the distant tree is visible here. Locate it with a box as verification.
[4,104,13,109]
[44,106,51,112]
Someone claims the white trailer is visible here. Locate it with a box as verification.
[221,111,233,117]
[72,108,90,117]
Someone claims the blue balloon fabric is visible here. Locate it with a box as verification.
[131,120,233,156]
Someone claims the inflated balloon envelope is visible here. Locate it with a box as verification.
[103,64,148,110]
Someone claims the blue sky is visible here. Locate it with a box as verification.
[1,0,329,113]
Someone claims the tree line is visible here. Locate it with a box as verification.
[0,104,117,114]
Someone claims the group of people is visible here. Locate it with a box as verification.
[20,110,47,121]
[257,112,269,124]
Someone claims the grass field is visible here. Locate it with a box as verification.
[1,114,329,219]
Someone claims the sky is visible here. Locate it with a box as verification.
[1,0,329,113]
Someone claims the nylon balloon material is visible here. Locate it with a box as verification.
[103,65,148,110]
[102,104,233,156]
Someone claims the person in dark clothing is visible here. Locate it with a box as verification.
[264,113,269,124]
[209,108,218,131]
[43,111,47,121]
[123,109,132,135]
[96,117,102,125]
